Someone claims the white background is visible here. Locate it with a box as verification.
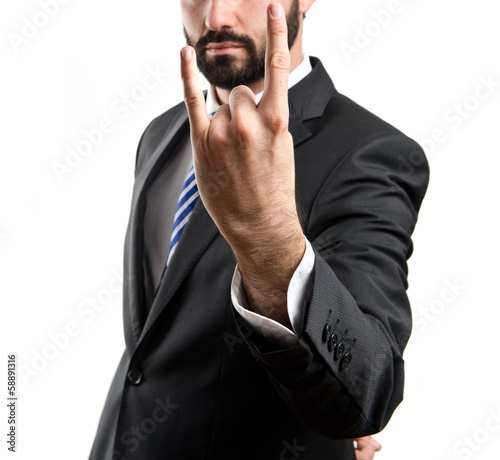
[1,0,499,459]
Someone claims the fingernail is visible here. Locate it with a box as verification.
[181,47,192,62]
[270,3,282,19]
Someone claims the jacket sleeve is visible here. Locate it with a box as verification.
[233,132,429,439]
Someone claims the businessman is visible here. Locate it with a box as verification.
[90,1,429,458]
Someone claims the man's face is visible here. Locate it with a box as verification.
[181,0,300,90]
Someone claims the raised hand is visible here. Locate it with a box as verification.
[180,3,305,326]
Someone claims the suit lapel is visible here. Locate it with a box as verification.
[287,57,336,139]
[124,108,189,348]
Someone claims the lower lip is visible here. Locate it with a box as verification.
[206,46,243,56]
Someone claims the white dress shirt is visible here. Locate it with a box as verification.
[143,56,316,344]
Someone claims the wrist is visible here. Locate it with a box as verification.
[233,225,305,291]
[231,220,304,270]
[229,221,305,328]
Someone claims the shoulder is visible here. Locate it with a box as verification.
[139,100,187,150]
[133,100,188,173]
[302,58,426,165]
[293,58,429,214]
[301,58,421,157]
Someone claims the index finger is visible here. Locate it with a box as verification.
[180,46,210,138]
[259,3,291,115]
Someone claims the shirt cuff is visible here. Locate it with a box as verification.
[230,237,315,344]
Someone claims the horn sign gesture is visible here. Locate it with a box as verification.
[180,3,305,329]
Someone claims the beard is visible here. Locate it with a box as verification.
[184,0,300,90]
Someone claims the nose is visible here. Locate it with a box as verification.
[205,0,236,31]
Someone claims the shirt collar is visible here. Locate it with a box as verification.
[206,55,312,115]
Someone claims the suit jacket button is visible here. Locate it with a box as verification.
[322,323,332,343]
[340,353,352,370]
[328,333,338,352]
[334,342,345,361]
[127,369,144,385]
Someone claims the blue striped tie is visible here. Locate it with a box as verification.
[166,164,200,266]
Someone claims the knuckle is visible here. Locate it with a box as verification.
[234,116,252,141]
[230,86,255,109]
[202,182,221,199]
[184,94,202,108]
[264,112,287,132]
[270,23,287,38]
[231,85,251,97]
[270,52,290,71]
[210,125,228,146]
[181,71,196,82]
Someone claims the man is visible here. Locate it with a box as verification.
[90,1,428,459]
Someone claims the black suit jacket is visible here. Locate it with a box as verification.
[90,57,429,459]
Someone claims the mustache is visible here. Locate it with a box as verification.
[195,30,256,50]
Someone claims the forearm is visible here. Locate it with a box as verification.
[229,217,306,329]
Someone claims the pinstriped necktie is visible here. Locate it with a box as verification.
[166,164,199,266]
[154,163,200,296]
[154,111,216,295]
